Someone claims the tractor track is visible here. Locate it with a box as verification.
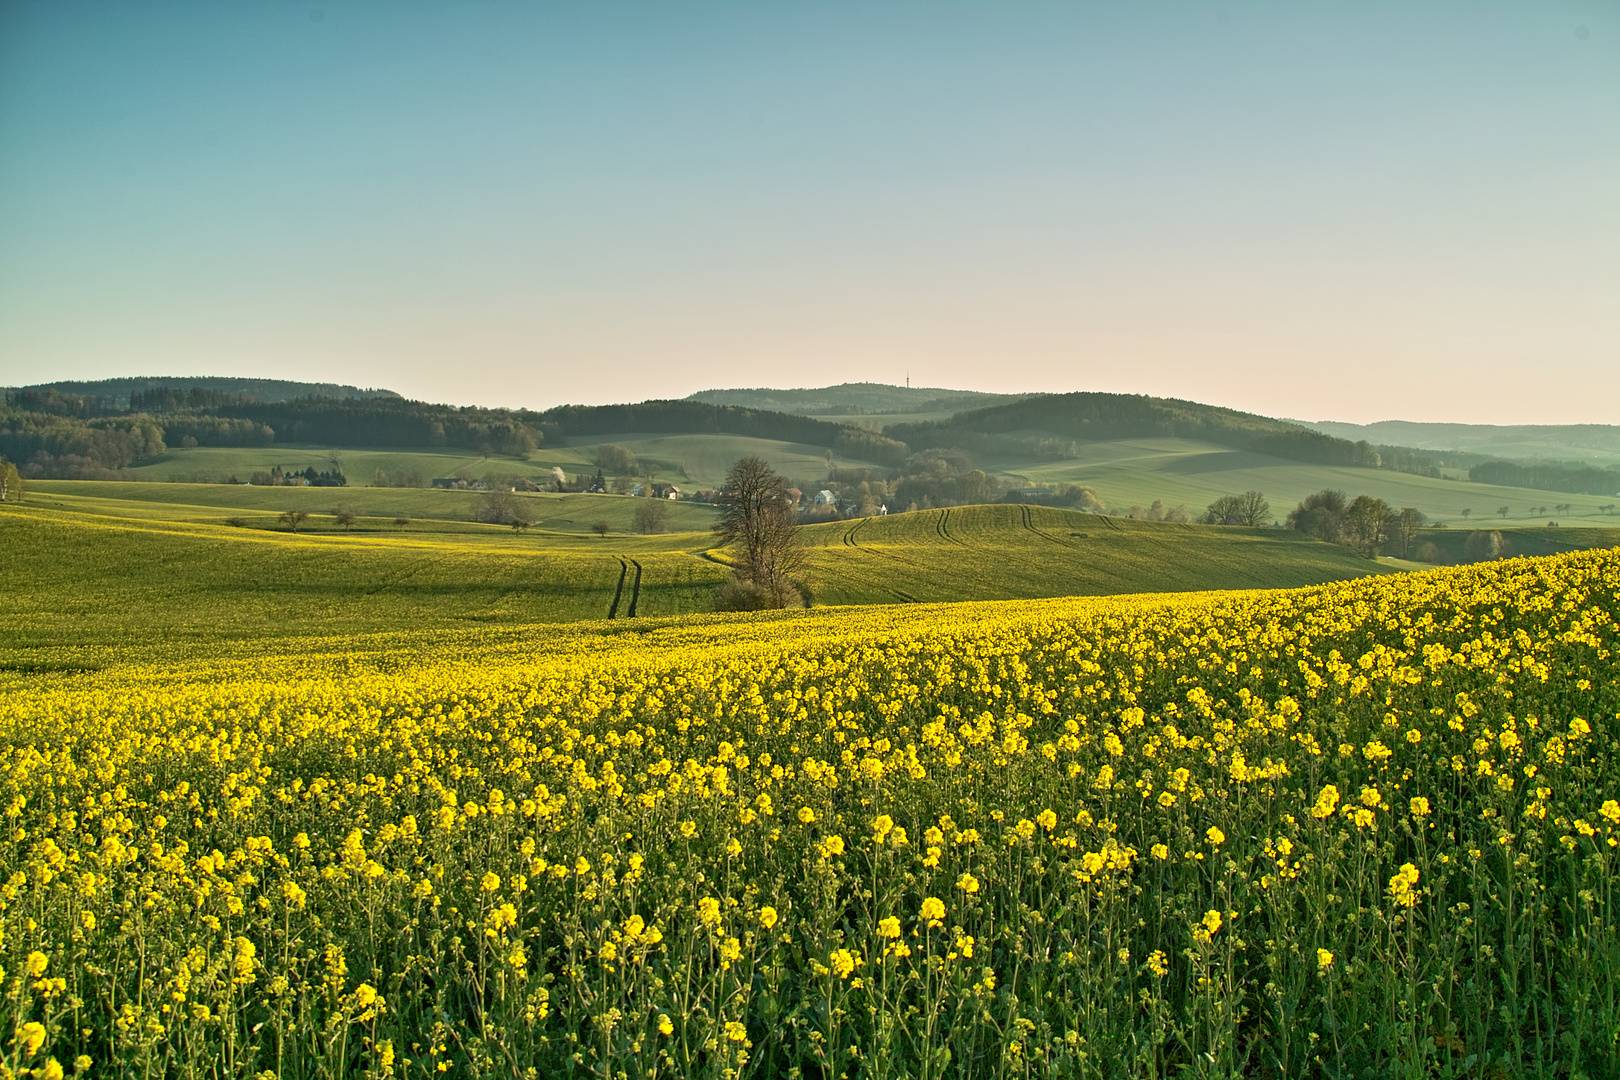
[607,558,628,619]
[626,559,643,617]
[1019,504,1077,548]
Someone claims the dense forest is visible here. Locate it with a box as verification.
[20,376,399,408]
[1470,460,1620,496]
[0,383,857,478]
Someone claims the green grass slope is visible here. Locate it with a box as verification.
[98,432,873,490]
[24,480,721,536]
[0,508,729,657]
[989,437,1620,527]
[795,504,1400,606]
[1299,419,1620,465]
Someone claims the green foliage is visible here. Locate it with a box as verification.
[1471,459,1620,496]
[0,457,20,503]
[541,399,849,449]
[594,443,639,474]
[834,427,909,467]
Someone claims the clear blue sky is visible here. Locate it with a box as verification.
[1,1,1615,422]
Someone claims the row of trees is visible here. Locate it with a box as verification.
[1470,459,1620,496]
[1286,489,1429,558]
[1203,491,1270,526]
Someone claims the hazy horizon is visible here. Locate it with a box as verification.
[2,2,1616,425]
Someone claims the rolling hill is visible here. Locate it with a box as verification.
[794,504,1406,605]
[1,491,1427,660]
[685,382,1026,416]
[1298,418,1620,465]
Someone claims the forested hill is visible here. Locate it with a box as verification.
[686,383,1024,415]
[0,386,866,478]
[13,376,401,408]
[886,392,1443,476]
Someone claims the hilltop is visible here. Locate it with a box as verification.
[6,376,1620,530]
[11,375,401,407]
[685,382,1026,416]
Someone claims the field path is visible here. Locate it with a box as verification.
[607,558,629,619]
[626,559,644,617]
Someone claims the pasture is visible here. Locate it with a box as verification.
[796,504,1403,605]
[987,437,1620,528]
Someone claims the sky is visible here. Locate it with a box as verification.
[0,1,1616,424]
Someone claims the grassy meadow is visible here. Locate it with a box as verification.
[101,433,863,492]
[985,437,1620,528]
[796,505,1404,605]
[0,509,729,659]
[43,428,1620,534]
[22,480,723,536]
[0,488,1420,668]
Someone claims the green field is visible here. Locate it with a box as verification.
[797,504,1406,605]
[10,485,1617,672]
[106,432,875,490]
[1301,418,1620,464]
[976,436,1620,527]
[89,431,1618,533]
[0,509,730,658]
[23,479,722,536]
[0,489,1415,661]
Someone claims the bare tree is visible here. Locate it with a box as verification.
[1345,495,1393,556]
[279,510,310,533]
[476,490,516,524]
[334,505,358,532]
[1395,507,1426,557]
[592,520,611,537]
[716,456,805,607]
[633,499,670,535]
[1204,491,1269,526]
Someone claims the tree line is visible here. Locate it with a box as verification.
[0,389,873,479]
[1469,460,1620,496]
[1285,489,1430,559]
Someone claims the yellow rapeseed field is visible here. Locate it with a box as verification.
[1,549,1617,1078]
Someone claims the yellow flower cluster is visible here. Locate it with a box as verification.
[0,548,1616,1075]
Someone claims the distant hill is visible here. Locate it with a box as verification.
[886,391,1442,476]
[13,376,401,407]
[1297,419,1620,466]
[686,382,1026,416]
